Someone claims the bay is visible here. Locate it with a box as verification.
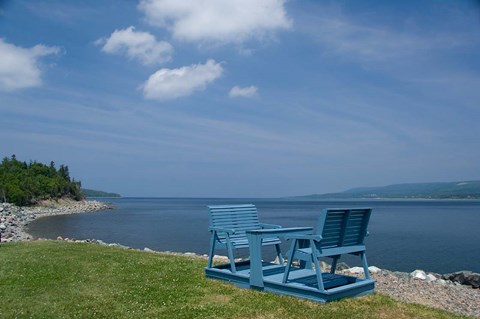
[26,198,480,274]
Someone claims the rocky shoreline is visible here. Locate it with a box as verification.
[0,200,112,242]
[1,201,479,318]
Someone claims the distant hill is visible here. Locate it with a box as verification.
[81,188,121,198]
[294,181,480,199]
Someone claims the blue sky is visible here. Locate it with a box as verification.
[1,0,479,197]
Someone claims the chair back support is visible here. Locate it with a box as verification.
[316,208,371,249]
[208,204,261,244]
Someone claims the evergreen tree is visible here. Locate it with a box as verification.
[0,155,85,206]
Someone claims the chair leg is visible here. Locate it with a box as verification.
[361,252,371,279]
[227,244,236,273]
[275,244,284,265]
[331,255,340,274]
[311,240,325,292]
[207,235,216,268]
[282,239,297,283]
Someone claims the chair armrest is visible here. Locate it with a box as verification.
[208,226,235,234]
[284,234,323,242]
[259,223,282,229]
[246,227,313,235]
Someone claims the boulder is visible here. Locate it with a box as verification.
[411,269,427,280]
[368,266,382,274]
[336,262,350,271]
[442,271,480,288]
[346,266,364,274]
[426,274,437,282]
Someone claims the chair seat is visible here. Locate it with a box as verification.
[231,237,281,249]
[293,244,366,260]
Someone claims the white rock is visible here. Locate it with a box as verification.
[435,279,448,285]
[411,269,427,280]
[0,223,6,230]
[321,261,330,271]
[426,274,437,282]
[144,247,155,253]
[184,252,196,256]
[213,255,229,262]
[368,266,382,274]
[347,267,365,274]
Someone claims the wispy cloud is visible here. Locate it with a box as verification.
[141,59,223,100]
[138,0,291,44]
[302,4,476,64]
[229,85,258,98]
[0,38,59,91]
[97,26,173,66]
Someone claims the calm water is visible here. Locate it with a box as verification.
[27,198,480,274]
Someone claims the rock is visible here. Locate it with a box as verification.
[368,266,382,274]
[213,255,229,262]
[442,271,480,288]
[411,269,427,280]
[144,247,155,253]
[56,236,63,241]
[426,274,437,282]
[184,252,196,257]
[434,279,448,285]
[321,261,330,271]
[346,266,365,274]
[336,262,350,271]
[0,223,6,230]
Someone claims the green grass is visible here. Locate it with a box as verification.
[0,241,470,319]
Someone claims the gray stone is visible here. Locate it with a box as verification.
[336,262,350,271]
[321,261,330,271]
[426,274,437,282]
[347,266,365,274]
[411,269,427,280]
[184,252,196,257]
[434,279,448,285]
[442,271,480,288]
[368,266,382,274]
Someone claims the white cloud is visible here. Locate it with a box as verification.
[141,59,223,100]
[138,0,291,44]
[229,85,258,98]
[98,26,173,65]
[0,38,59,91]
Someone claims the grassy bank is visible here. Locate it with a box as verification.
[0,241,469,319]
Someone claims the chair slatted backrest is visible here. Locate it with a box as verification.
[208,204,261,244]
[316,208,371,249]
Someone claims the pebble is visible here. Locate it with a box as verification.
[368,269,480,318]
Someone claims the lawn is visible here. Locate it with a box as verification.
[0,241,469,318]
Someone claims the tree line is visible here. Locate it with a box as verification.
[0,155,84,206]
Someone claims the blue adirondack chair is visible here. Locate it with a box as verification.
[283,208,372,292]
[207,204,284,273]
